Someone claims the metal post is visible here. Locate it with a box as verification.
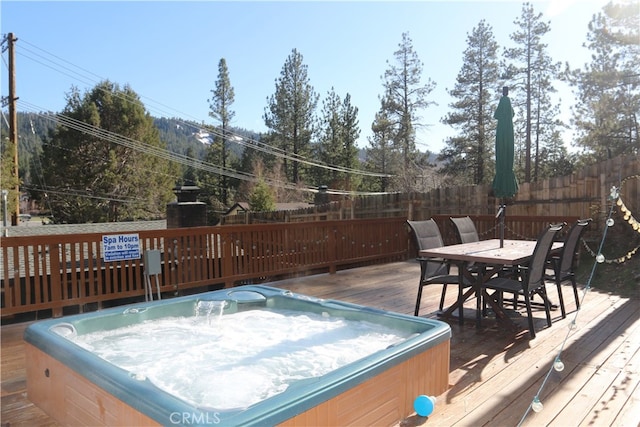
[500,204,505,248]
[2,189,8,237]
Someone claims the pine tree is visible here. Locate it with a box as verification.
[565,1,639,161]
[249,179,276,212]
[504,2,561,182]
[264,48,318,184]
[439,20,500,185]
[339,93,361,191]
[38,81,176,223]
[0,136,19,217]
[364,108,397,192]
[206,58,236,206]
[314,89,361,190]
[379,32,435,190]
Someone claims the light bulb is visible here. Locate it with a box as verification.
[570,320,577,330]
[596,253,605,263]
[531,397,543,413]
[554,359,565,372]
[606,218,614,227]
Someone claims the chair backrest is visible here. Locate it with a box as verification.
[407,219,445,253]
[525,223,564,291]
[407,219,449,277]
[559,218,592,275]
[450,216,480,244]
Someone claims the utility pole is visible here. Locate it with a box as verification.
[2,33,19,224]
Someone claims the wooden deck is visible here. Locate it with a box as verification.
[2,260,639,426]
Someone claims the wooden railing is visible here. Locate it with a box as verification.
[1,218,407,318]
[431,214,581,246]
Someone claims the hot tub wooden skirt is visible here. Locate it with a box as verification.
[26,343,160,426]
[278,339,450,426]
[26,339,450,426]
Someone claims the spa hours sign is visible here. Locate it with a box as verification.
[102,233,141,262]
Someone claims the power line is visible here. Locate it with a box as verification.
[10,37,392,180]
[18,100,315,195]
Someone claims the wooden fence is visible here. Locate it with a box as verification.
[1,214,584,319]
[1,218,407,318]
[2,154,635,318]
[223,154,638,227]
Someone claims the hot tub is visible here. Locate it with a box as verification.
[25,285,450,426]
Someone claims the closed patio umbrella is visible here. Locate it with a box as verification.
[492,87,518,247]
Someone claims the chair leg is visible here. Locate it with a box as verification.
[524,294,536,339]
[439,284,448,311]
[458,283,464,325]
[540,288,553,328]
[415,283,424,316]
[555,278,567,319]
[571,276,580,309]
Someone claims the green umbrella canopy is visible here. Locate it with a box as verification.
[492,89,519,199]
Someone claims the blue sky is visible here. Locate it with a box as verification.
[1,0,611,153]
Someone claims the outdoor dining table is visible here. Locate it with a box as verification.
[419,239,563,330]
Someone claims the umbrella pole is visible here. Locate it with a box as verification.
[500,203,505,248]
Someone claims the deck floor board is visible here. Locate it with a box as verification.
[2,260,638,427]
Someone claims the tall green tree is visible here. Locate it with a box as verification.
[0,136,19,219]
[538,129,574,178]
[566,0,639,161]
[339,93,362,191]
[314,88,361,190]
[529,69,566,181]
[364,107,397,192]
[206,58,236,206]
[264,48,318,184]
[249,179,276,212]
[504,2,561,182]
[439,20,500,185]
[37,81,176,223]
[380,33,436,181]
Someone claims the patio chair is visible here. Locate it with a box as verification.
[450,216,484,275]
[482,223,564,339]
[545,218,592,318]
[450,216,479,244]
[407,220,471,317]
[451,215,517,279]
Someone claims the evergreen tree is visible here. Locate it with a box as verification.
[249,179,276,212]
[314,88,361,190]
[339,93,362,191]
[0,135,19,218]
[504,2,562,182]
[529,69,565,181]
[314,88,341,187]
[565,0,639,161]
[37,81,176,223]
[364,108,397,192]
[181,146,199,186]
[439,20,500,185]
[538,129,574,178]
[380,32,436,189]
[206,58,236,206]
[264,48,318,184]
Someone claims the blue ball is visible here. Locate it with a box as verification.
[414,395,435,417]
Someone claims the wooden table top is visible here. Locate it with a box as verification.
[419,239,563,266]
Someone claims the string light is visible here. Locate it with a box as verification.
[517,184,618,426]
[581,174,640,264]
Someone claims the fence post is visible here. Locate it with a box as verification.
[49,243,63,317]
[328,224,337,274]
